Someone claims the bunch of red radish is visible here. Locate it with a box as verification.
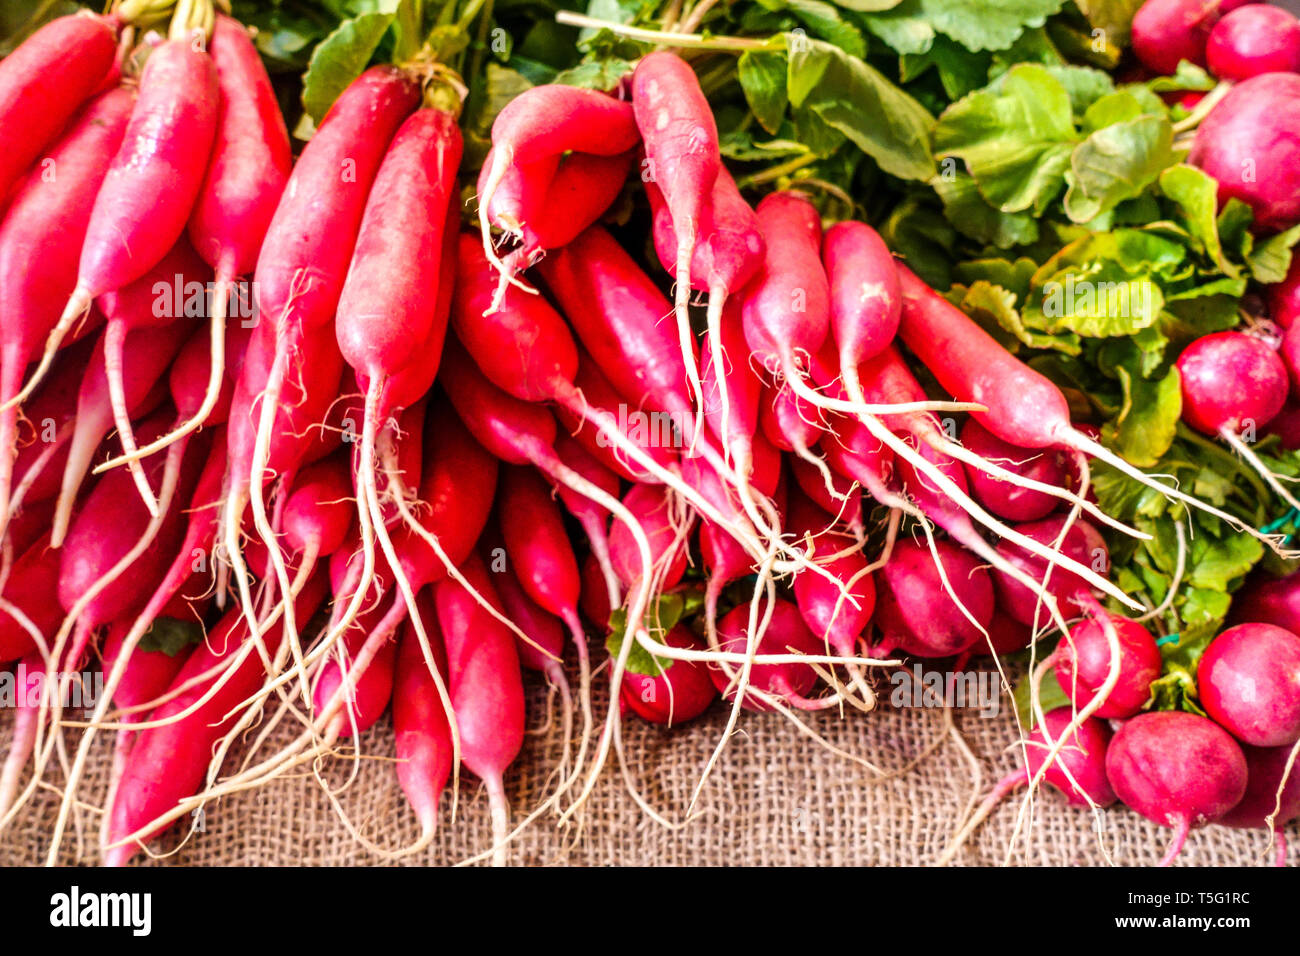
[0,4,1296,870]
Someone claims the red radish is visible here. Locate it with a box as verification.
[1130,0,1248,74]
[792,454,863,537]
[96,239,212,514]
[823,220,901,371]
[140,13,291,461]
[1269,258,1300,329]
[102,574,327,866]
[0,533,63,663]
[0,11,119,200]
[874,537,995,657]
[1177,330,1297,510]
[1199,623,1300,746]
[477,84,639,279]
[699,308,762,477]
[434,554,525,866]
[993,515,1108,629]
[0,85,133,527]
[1207,5,1300,79]
[709,599,826,712]
[1105,711,1248,866]
[632,51,720,413]
[960,419,1070,522]
[580,552,614,628]
[786,487,875,659]
[484,148,635,265]
[551,435,622,609]
[333,106,461,658]
[647,167,764,444]
[939,708,1116,863]
[51,318,190,545]
[896,264,1265,564]
[621,625,718,725]
[312,600,397,739]
[1218,743,1300,862]
[0,652,47,819]
[392,590,453,843]
[26,35,219,405]
[1190,72,1300,233]
[609,483,691,591]
[741,191,829,377]
[1230,569,1300,631]
[1053,611,1161,719]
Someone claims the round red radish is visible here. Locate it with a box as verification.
[875,538,994,658]
[1198,622,1300,746]
[1054,612,1162,719]
[968,611,1032,656]
[960,418,1070,521]
[1022,707,1117,807]
[1230,569,1300,631]
[1217,743,1300,829]
[1176,331,1287,434]
[620,625,718,725]
[1269,257,1300,329]
[1189,72,1300,233]
[1206,5,1300,80]
[1130,0,1249,74]
[709,599,824,712]
[1105,711,1248,857]
[992,516,1108,628]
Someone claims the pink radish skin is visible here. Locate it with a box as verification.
[1269,258,1300,329]
[709,599,825,712]
[188,15,291,279]
[392,590,453,837]
[761,380,825,455]
[0,86,133,524]
[960,418,1070,521]
[741,191,830,374]
[68,38,219,321]
[488,550,567,675]
[103,574,327,866]
[434,554,525,866]
[700,311,762,463]
[1230,569,1300,631]
[1198,623,1300,747]
[792,456,863,534]
[0,12,119,200]
[1105,711,1248,866]
[580,552,614,629]
[1130,0,1249,74]
[874,537,995,657]
[1000,708,1117,807]
[7,339,95,513]
[609,483,691,590]
[822,220,902,367]
[1055,612,1162,719]
[254,66,417,337]
[57,418,209,637]
[0,534,63,662]
[53,320,191,544]
[510,150,636,255]
[0,652,49,817]
[498,466,584,638]
[971,611,1033,656]
[786,488,875,657]
[647,168,764,298]
[1206,5,1300,79]
[1217,744,1300,832]
[621,625,718,725]
[993,516,1108,628]
[313,601,397,738]
[1189,73,1300,233]
[1177,331,1288,434]
[550,435,621,597]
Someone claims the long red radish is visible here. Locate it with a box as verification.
[434,554,525,866]
[0,652,48,821]
[392,590,453,846]
[101,574,327,866]
[550,435,622,609]
[0,86,133,528]
[0,533,63,664]
[632,51,721,417]
[477,84,638,281]
[895,264,1285,557]
[0,11,120,200]
[21,33,219,408]
[108,13,291,465]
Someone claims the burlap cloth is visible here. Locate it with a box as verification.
[0,667,1288,866]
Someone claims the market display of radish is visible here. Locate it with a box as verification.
[2,0,1300,870]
